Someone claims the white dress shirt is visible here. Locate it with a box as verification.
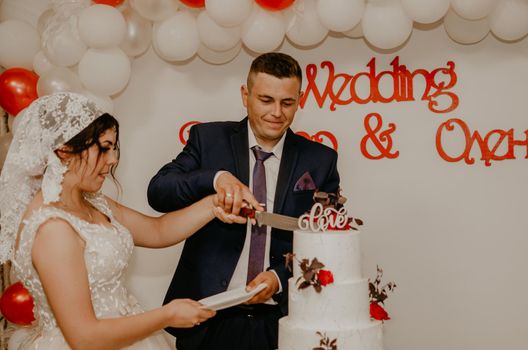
[221,127,286,301]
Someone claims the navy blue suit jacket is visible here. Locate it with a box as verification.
[147,118,340,339]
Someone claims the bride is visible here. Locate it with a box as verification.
[0,92,253,349]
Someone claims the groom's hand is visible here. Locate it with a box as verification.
[244,271,279,304]
[215,171,262,215]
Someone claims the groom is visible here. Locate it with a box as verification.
[147,52,340,350]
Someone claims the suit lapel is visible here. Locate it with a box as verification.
[274,129,299,214]
[230,118,250,186]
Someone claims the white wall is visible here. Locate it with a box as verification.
[110,24,528,350]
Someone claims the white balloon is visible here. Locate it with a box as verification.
[78,48,131,96]
[451,0,496,20]
[241,6,286,53]
[43,16,87,67]
[197,11,241,52]
[401,0,450,24]
[37,8,55,34]
[130,0,179,22]
[120,7,152,57]
[78,4,126,49]
[33,50,55,76]
[489,0,528,41]
[316,0,364,32]
[197,42,242,65]
[0,0,51,28]
[80,90,114,114]
[205,0,253,27]
[444,8,489,44]
[362,1,413,50]
[37,67,83,96]
[152,12,200,62]
[0,20,40,69]
[286,0,328,47]
[343,23,363,38]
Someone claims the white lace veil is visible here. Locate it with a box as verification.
[0,92,104,264]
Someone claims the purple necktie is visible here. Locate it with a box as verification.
[247,146,273,283]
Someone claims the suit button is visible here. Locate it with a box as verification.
[221,280,227,287]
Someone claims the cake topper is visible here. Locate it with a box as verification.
[298,189,363,232]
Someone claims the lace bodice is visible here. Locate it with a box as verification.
[12,193,142,334]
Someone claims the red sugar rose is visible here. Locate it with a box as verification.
[317,269,334,286]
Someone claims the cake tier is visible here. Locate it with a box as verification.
[287,278,370,327]
[278,318,383,350]
[292,230,362,282]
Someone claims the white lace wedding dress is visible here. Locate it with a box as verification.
[11,193,172,349]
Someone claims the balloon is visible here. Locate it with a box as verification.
[241,6,286,53]
[451,0,496,20]
[343,23,363,38]
[197,42,242,65]
[0,68,39,116]
[181,0,205,8]
[80,90,114,113]
[197,11,241,52]
[43,15,87,67]
[130,0,179,22]
[316,0,364,32]
[286,0,328,47]
[78,48,131,96]
[0,20,40,70]
[489,0,528,42]
[120,7,152,57]
[0,0,52,28]
[37,8,55,34]
[152,12,200,62]
[0,282,35,326]
[444,8,489,44]
[255,0,295,11]
[401,0,450,24]
[37,67,83,96]
[78,4,126,49]
[33,51,56,76]
[0,132,13,170]
[205,0,253,27]
[93,0,125,6]
[362,1,413,50]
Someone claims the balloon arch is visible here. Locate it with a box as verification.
[0,0,527,120]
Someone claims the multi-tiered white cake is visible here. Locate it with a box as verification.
[278,203,383,350]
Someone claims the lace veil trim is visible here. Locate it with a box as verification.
[0,92,104,264]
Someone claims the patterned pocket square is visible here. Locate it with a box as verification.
[293,171,316,192]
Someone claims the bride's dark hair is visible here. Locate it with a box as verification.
[60,113,121,191]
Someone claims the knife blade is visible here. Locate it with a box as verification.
[240,208,300,231]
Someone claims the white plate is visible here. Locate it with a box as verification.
[198,283,268,311]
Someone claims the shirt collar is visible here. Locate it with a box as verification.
[248,124,286,161]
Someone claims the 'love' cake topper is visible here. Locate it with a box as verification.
[298,190,364,232]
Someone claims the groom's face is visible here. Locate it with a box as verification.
[242,72,303,150]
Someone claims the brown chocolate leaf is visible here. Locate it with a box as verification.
[299,281,311,290]
[310,258,325,271]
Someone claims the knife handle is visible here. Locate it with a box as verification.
[240,207,256,219]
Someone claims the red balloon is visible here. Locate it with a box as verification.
[92,0,125,6]
[0,282,35,325]
[256,0,295,11]
[0,68,38,117]
[180,0,205,8]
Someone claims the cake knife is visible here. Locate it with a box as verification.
[240,207,300,231]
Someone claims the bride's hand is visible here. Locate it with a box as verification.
[212,195,252,224]
[164,299,215,328]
